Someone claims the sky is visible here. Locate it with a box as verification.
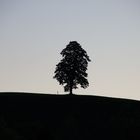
[0,0,140,100]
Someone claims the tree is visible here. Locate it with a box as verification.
[53,41,91,95]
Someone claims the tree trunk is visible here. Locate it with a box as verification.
[70,86,73,95]
[69,77,73,95]
[69,79,73,95]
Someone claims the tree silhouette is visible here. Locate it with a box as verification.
[53,41,91,95]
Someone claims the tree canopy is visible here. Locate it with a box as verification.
[53,41,91,94]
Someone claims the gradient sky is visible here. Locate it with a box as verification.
[1,0,140,100]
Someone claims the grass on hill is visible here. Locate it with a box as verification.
[0,92,140,140]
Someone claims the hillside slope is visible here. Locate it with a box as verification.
[0,92,140,140]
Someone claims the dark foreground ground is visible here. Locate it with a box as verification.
[0,92,140,140]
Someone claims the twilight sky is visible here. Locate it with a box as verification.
[0,0,140,100]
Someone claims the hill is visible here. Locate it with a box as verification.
[0,92,140,140]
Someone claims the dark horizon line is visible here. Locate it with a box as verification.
[0,91,140,102]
